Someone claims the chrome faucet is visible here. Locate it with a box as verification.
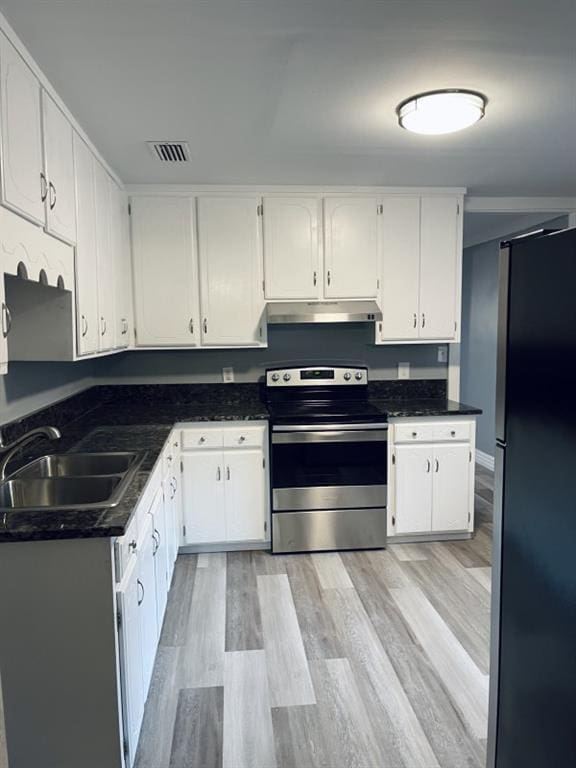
[0,426,62,480]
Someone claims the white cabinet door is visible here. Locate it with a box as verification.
[431,444,471,532]
[323,197,379,299]
[93,162,115,351]
[131,197,199,346]
[419,196,459,340]
[73,134,99,355]
[110,184,131,349]
[181,452,226,544]
[0,276,8,374]
[42,92,76,244]
[0,35,44,225]
[224,449,266,542]
[116,557,144,768]
[263,197,320,299]
[137,515,158,695]
[149,489,169,634]
[163,472,179,580]
[394,445,433,534]
[378,197,420,341]
[197,196,265,346]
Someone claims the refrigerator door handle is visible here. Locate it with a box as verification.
[495,245,510,443]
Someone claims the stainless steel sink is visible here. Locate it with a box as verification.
[0,451,145,511]
[0,477,122,510]
[11,452,139,479]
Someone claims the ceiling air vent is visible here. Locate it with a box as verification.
[147,141,191,163]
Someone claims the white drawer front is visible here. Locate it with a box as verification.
[433,423,471,442]
[223,426,265,449]
[181,428,223,449]
[394,424,436,443]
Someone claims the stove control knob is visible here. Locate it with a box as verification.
[283,373,291,382]
[343,372,352,381]
[355,371,363,381]
[271,373,280,382]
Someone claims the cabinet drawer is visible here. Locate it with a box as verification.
[222,426,265,449]
[394,424,436,443]
[181,428,223,450]
[433,423,471,442]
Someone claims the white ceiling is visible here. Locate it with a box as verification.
[1,0,575,194]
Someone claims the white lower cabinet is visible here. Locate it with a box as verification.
[389,417,475,540]
[149,488,169,636]
[180,422,269,547]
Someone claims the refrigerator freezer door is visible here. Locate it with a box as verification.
[495,245,510,445]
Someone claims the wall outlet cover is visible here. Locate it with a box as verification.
[222,367,234,383]
[398,362,410,380]
[437,345,448,363]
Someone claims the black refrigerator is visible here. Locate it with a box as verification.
[488,226,576,767]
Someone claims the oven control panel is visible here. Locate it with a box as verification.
[266,366,368,387]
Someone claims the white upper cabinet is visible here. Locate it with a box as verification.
[41,92,76,244]
[0,34,44,225]
[377,194,462,344]
[93,161,115,351]
[132,197,199,347]
[379,197,421,341]
[419,196,460,340]
[197,196,266,347]
[110,184,132,349]
[263,197,320,300]
[73,134,99,356]
[323,197,380,299]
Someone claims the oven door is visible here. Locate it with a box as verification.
[271,423,388,512]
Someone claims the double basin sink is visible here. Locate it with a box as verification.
[0,452,144,512]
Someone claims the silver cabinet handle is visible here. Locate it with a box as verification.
[121,318,128,335]
[413,313,417,328]
[40,172,48,202]
[203,318,208,334]
[217,465,221,481]
[327,270,332,286]
[49,181,56,210]
[137,579,144,606]
[100,316,106,336]
[226,466,230,480]
[313,270,317,287]
[189,318,194,335]
[435,459,439,473]
[426,459,431,473]
[2,303,11,338]
[81,315,88,337]
[422,313,426,328]
[172,476,177,492]
[128,540,137,553]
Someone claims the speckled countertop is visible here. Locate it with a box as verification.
[0,382,480,543]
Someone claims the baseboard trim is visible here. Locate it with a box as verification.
[476,449,495,471]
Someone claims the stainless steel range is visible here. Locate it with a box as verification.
[264,365,388,554]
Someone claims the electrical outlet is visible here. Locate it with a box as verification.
[398,362,410,380]
[437,345,448,363]
[222,367,234,383]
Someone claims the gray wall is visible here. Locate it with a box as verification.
[1,324,446,425]
[460,215,569,455]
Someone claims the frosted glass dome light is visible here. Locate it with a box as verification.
[397,89,486,135]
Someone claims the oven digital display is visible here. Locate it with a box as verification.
[300,369,335,380]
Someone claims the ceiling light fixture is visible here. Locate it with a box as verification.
[397,89,486,135]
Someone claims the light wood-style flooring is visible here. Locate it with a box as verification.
[135,466,494,768]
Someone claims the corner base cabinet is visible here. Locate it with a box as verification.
[387,416,476,542]
[179,422,270,550]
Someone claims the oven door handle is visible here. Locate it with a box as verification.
[272,423,388,432]
[272,429,388,444]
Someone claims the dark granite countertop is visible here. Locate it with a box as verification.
[370,398,482,418]
[0,381,479,543]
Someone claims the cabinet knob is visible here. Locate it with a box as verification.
[199,436,206,444]
[239,436,246,443]
[412,431,417,438]
[451,430,456,437]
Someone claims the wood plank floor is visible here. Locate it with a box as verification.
[135,466,493,768]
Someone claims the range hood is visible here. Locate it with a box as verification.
[267,300,382,325]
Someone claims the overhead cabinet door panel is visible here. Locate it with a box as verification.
[94,162,115,351]
[419,196,459,339]
[132,197,199,346]
[197,196,265,346]
[263,197,320,299]
[324,197,379,299]
[42,92,76,244]
[379,197,420,340]
[0,35,44,224]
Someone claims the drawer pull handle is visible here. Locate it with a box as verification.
[412,432,417,438]
[199,437,206,444]
[239,436,246,443]
[451,430,456,437]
